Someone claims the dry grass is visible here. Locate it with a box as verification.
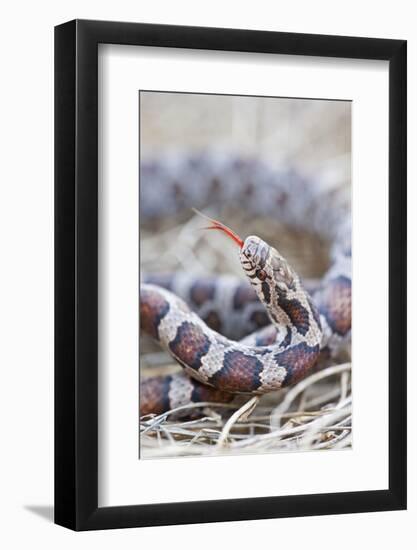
[140,363,351,458]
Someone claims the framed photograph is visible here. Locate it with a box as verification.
[55,19,406,530]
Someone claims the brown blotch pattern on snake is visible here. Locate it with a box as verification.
[140,288,170,340]
[319,276,351,336]
[276,293,311,336]
[169,321,211,371]
[209,350,264,393]
[140,375,172,416]
[190,279,216,306]
[278,342,320,385]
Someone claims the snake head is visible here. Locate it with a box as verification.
[240,236,296,293]
[193,210,297,293]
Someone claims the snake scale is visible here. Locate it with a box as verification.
[140,152,351,416]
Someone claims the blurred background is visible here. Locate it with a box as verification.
[140,91,351,180]
[140,91,351,285]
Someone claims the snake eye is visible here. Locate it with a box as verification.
[256,269,267,281]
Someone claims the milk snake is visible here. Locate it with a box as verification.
[140,152,351,416]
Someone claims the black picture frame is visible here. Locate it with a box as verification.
[55,19,407,531]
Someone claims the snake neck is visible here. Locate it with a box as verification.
[258,277,323,349]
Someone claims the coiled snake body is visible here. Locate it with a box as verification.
[140,153,351,416]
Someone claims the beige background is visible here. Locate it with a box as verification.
[141,91,351,184]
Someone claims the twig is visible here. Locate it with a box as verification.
[216,397,259,448]
[270,363,351,430]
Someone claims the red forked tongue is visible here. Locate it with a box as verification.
[192,208,244,248]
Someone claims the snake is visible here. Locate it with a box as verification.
[139,152,351,416]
